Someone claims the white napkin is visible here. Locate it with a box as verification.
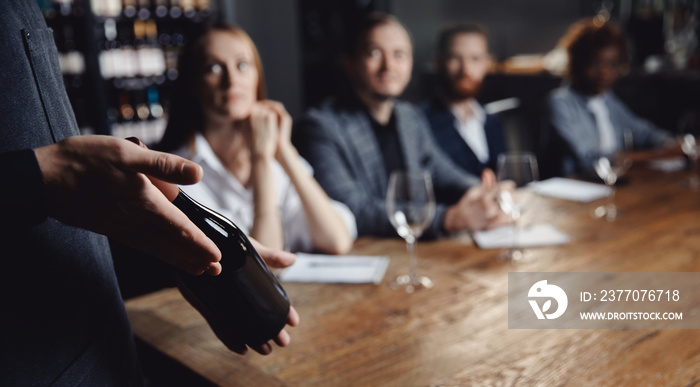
[529,178,612,202]
[647,157,686,172]
[279,253,390,284]
[472,224,570,249]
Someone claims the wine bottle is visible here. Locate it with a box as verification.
[172,189,291,349]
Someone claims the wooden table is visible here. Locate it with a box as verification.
[125,165,700,386]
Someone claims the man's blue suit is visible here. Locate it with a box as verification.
[421,98,507,175]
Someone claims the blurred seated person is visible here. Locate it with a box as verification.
[421,24,507,175]
[158,23,356,254]
[546,19,674,176]
[293,13,510,239]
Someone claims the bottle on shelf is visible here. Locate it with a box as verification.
[90,0,121,18]
[169,0,183,18]
[123,0,138,18]
[147,85,164,119]
[153,0,169,18]
[137,0,152,20]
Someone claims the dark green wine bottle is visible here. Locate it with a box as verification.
[172,189,290,349]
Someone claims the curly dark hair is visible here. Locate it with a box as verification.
[564,19,628,84]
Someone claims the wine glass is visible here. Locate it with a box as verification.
[591,154,632,221]
[495,152,539,262]
[677,111,700,189]
[386,171,436,293]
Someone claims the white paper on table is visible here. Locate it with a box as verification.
[472,224,570,249]
[647,157,686,172]
[278,253,390,284]
[529,177,612,202]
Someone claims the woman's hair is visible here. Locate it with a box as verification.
[562,19,628,84]
[158,22,266,152]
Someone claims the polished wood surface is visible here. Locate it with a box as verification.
[125,165,700,386]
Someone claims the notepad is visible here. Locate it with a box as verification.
[279,253,390,284]
[529,178,612,202]
[472,224,570,249]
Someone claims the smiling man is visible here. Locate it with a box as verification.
[421,24,507,175]
[293,13,509,239]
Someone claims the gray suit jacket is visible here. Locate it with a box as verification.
[547,87,672,176]
[293,96,480,238]
[0,2,141,385]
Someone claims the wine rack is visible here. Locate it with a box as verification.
[40,0,213,145]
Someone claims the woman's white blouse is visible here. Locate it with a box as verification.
[173,133,357,252]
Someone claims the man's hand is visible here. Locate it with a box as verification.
[34,135,222,275]
[443,168,512,232]
[35,135,299,355]
[202,237,299,355]
[250,236,296,269]
[246,237,299,355]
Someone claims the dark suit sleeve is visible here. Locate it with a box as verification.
[546,92,585,176]
[485,113,507,167]
[0,149,48,230]
[608,94,672,149]
[411,106,481,238]
[293,113,397,238]
[415,109,480,202]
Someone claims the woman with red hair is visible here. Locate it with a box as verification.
[159,23,356,254]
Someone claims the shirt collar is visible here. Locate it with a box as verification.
[190,132,231,180]
[586,92,614,112]
[450,99,486,126]
[573,87,611,104]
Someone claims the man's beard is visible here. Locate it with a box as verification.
[443,76,482,101]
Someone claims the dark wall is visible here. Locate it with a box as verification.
[225,0,698,127]
[224,0,304,118]
[393,0,583,102]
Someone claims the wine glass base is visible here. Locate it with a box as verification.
[681,177,700,190]
[497,248,532,263]
[390,273,433,293]
[591,205,618,221]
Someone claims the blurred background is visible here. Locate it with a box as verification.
[41,0,699,298]
[37,1,698,385]
[40,0,700,153]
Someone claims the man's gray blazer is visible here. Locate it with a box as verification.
[547,86,672,176]
[293,96,480,238]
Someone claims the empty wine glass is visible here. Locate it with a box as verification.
[495,152,539,262]
[679,135,700,189]
[386,171,436,293]
[677,111,700,189]
[591,154,632,221]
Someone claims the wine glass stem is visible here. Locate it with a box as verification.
[512,216,521,253]
[607,186,616,213]
[406,235,417,281]
[691,157,700,185]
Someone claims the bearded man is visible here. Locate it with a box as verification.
[421,24,507,175]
